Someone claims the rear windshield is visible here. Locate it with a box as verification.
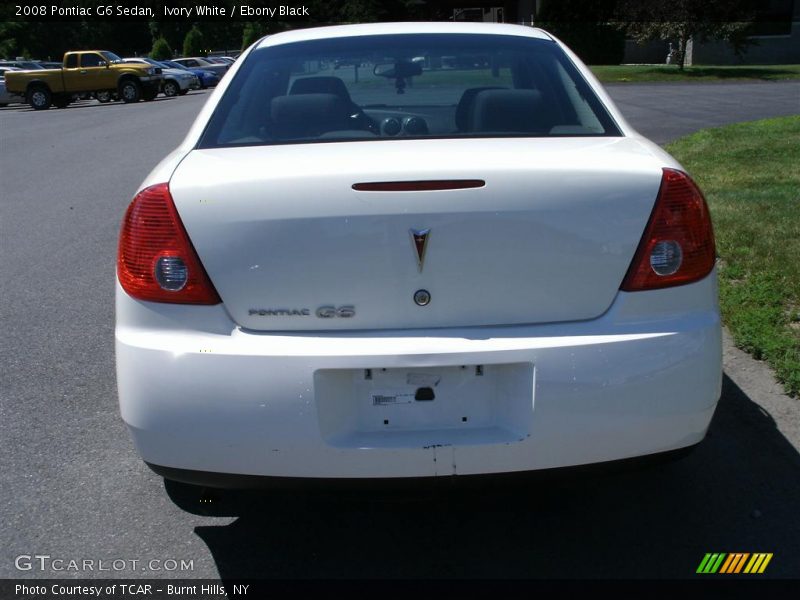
[198,33,621,148]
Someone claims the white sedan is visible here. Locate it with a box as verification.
[116,22,721,487]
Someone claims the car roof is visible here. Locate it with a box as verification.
[256,22,553,49]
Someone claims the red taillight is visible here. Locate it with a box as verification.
[621,168,716,291]
[117,183,220,304]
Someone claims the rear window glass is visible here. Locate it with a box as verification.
[199,33,621,148]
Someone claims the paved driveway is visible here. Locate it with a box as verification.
[607,80,800,144]
[1,81,798,580]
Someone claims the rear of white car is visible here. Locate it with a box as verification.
[116,23,721,485]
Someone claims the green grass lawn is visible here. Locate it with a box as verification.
[666,116,800,396]
[591,64,800,83]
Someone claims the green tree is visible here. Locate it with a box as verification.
[150,37,172,60]
[536,0,625,65]
[614,0,758,70]
[241,23,266,51]
[183,26,205,58]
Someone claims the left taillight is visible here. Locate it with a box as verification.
[117,183,221,304]
[621,168,716,292]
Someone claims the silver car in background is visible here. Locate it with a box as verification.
[123,58,199,96]
[172,57,229,78]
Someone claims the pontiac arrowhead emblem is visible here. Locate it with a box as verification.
[410,228,430,272]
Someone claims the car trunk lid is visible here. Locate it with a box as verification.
[169,137,663,331]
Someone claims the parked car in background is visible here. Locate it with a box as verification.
[172,57,229,77]
[37,61,63,69]
[116,23,721,488]
[0,72,25,106]
[161,60,220,88]
[94,90,117,103]
[123,58,199,96]
[0,60,45,70]
[1,66,32,106]
[4,50,162,109]
[205,57,233,66]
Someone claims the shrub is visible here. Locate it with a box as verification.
[150,37,172,61]
[183,26,205,58]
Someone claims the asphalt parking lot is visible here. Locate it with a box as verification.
[1,81,799,580]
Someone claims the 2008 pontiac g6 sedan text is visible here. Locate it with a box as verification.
[115,22,721,487]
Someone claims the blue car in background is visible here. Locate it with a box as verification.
[162,60,220,89]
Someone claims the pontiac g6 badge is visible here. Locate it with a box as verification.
[248,306,355,317]
[410,228,430,272]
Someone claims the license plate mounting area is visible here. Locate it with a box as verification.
[315,363,534,449]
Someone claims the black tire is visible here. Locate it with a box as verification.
[142,88,157,102]
[27,85,51,110]
[118,79,141,103]
[163,80,179,97]
[96,90,112,103]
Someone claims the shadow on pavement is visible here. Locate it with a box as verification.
[166,373,800,578]
[0,97,182,112]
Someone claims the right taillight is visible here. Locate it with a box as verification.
[117,183,220,304]
[621,168,716,291]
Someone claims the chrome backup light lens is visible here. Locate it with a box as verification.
[154,255,188,291]
[650,240,683,276]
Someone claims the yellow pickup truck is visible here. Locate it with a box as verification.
[4,50,162,110]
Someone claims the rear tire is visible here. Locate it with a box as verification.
[163,81,179,97]
[118,79,141,103]
[28,86,51,110]
[96,90,113,103]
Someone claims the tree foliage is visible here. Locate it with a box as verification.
[0,1,453,61]
[242,23,266,51]
[536,0,625,65]
[182,26,206,58]
[614,0,758,69]
[150,37,172,60]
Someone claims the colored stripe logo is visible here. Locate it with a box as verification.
[697,553,773,574]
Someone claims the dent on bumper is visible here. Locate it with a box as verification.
[116,273,722,479]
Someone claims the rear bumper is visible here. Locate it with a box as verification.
[116,272,722,481]
[149,444,700,490]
